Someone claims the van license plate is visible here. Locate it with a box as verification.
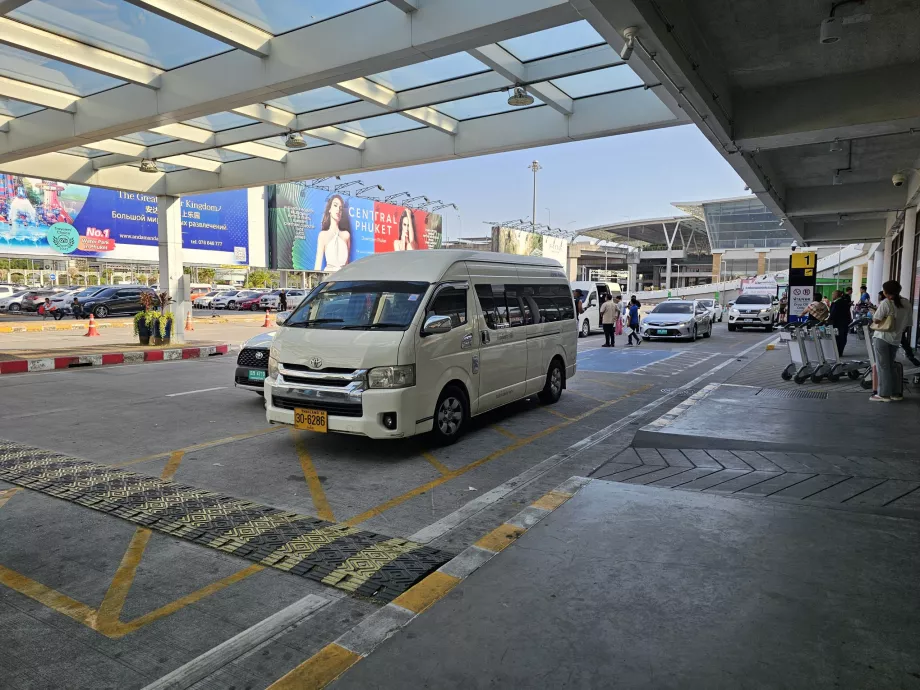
[248,369,266,381]
[294,408,327,433]
[656,329,669,335]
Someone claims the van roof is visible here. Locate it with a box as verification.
[331,250,564,282]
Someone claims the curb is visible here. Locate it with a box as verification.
[266,476,594,690]
[0,316,264,333]
[0,344,229,375]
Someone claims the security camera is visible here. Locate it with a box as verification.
[790,240,798,251]
[892,172,907,187]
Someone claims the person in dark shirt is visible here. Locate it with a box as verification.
[828,290,851,355]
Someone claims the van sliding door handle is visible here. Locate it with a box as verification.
[480,330,490,343]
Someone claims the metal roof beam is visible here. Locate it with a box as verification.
[468,44,573,115]
[387,0,418,12]
[123,0,272,57]
[334,77,458,134]
[231,104,296,129]
[303,126,366,150]
[0,16,163,88]
[160,154,222,173]
[0,75,78,112]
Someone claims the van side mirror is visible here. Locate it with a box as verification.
[422,314,452,336]
[276,311,291,326]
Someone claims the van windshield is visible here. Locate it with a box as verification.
[285,281,429,330]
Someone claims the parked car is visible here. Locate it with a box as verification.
[697,298,724,322]
[193,291,227,309]
[0,290,30,313]
[80,286,158,318]
[260,289,306,311]
[640,299,712,341]
[238,293,265,311]
[234,330,278,394]
[20,289,65,312]
[211,290,259,310]
[727,293,778,332]
[61,286,111,315]
[48,289,82,312]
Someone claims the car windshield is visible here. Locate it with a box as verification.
[92,288,118,299]
[285,281,429,330]
[736,294,771,304]
[651,303,693,314]
[74,287,104,298]
[698,300,714,307]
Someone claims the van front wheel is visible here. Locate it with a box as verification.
[539,360,564,405]
[432,386,467,445]
[580,320,590,338]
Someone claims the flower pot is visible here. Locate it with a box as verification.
[137,320,151,346]
[154,319,172,346]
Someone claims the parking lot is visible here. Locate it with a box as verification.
[0,324,775,689]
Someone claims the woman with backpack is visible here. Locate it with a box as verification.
[870,280,912,402]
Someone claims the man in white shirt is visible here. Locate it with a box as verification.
[600,294,622,347]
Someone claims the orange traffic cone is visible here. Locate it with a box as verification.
[184,311,194,331]
[262,309,271,328]
[84,313,100,337]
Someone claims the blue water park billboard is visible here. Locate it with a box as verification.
[0,174,249,264]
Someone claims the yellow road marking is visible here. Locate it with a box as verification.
[0,487,22,509]
[269,643,362,690]
[116,426,285,467]
[581,378,640,390]
[0,564,99,627]
[564,389,607,402]
[490,425,518,440]
[421,452,450,476]
[474,524,525,552]
[343,385,651,527]
[543,408,575,420]
[95,528,153,633]
[531,490,573,512]
[293,430,335,522]
[391,571,460,614]
[160,450,185,481]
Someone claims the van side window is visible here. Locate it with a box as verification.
[503,287,525,327]
[428,287,467,327]
[475,284,510,329]
[550,285,575,320]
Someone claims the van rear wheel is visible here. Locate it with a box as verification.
[432,386,467,445]
[580,319,590,338]
[539,360,564,405]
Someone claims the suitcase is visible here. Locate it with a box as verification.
[892,360,904,397]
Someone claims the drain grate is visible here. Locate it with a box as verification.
[755,388,828,400]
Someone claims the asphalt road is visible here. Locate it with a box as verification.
[0,324,776,689]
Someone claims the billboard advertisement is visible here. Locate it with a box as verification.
[491,226,568,267]
[267,182,443,271]
[0,174,249,264]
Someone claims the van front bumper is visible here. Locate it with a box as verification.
[264,378,424,439]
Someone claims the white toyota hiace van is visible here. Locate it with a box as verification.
[570,280,623,337]
[265,250,577,443]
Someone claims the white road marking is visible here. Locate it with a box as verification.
[165,386,227,397]
[410,332,777,544]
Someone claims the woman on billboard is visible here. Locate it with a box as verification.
[393,208,418,251]
[314,194,351,271]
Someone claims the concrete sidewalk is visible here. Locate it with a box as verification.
[332,480,920,689]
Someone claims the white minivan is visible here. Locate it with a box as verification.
[265,250,578,443]
[570,280,623,337]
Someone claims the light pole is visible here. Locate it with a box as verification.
[528,160,542,232]
[545,207,551,227]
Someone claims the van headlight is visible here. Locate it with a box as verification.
[268,350,279,377]
[367,365,415,389]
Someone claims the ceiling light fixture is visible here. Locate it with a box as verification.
[507,86,534,107]
[285,132,306,149]
[620,27,639,60]
[820,0,866,44]
[139,158,159,173]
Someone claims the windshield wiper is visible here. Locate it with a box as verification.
[287,318,343,328]
[341,322,407,330]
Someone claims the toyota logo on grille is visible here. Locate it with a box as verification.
[254,351,264,360]
[307,356,323,369]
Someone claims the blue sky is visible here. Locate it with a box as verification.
[334,124,746,240]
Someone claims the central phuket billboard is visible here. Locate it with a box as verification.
[268,182,443,271]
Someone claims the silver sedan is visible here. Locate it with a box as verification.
[640,300,713,341]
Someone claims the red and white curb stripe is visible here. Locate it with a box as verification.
[0,344,229,375]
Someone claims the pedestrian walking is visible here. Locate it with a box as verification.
[828,290,850,355]
[626,297,641,346]
[599,293,621,347]
[279,290,288,312]
[870,280,912,402]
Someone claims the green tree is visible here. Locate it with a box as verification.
[198,267,216,284]
[246,268,273,288]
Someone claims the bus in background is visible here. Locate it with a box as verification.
[570,280,623,338]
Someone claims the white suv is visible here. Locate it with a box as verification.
[260,289,306,310]
[727,293,777,331]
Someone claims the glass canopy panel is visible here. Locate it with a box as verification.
[498,20,605,62]
[551,65,643,98]
[432,91,538,120]
[115,131,176,145]
[266,87,358,114]
[183,111,258,131]
[336,113,425,137]
[367,53,488,91]
[256,135,330,150]
[0,44,124,96]
[198,0,377,35]
[0,97,44,117]
[60,146,111,157]
[189,148,253,162]
[11,0,231,69]
[703,198,792,250]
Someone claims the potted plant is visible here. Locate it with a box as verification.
[153,291,175,345]
[134,292,156,345]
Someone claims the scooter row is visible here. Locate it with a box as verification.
[779,316,873,385]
